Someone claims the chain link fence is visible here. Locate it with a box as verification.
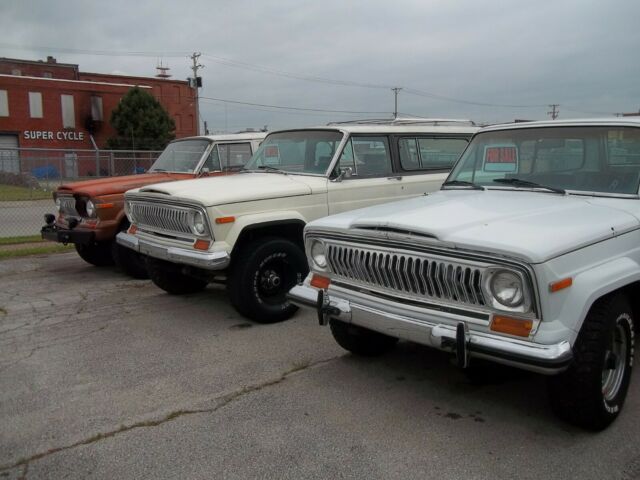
[0,147,162,239]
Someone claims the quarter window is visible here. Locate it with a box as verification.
[29,92,43,118]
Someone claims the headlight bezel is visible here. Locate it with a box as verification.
[306,237,329,272]
[54,196,61,212]
[482,267,532,314]
[191,210,207,236]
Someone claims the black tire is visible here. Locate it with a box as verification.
[547,294,634,430]
[330,319,398,357]
[228,237,308,323]
[147,258,208,295]
[75,242,114,267]
[112,234,149,279]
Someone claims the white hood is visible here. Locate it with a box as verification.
[309,190,640,263]
[133,173,327,206]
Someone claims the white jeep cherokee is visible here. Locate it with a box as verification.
[117,119,478,322]
[289,118,640,430]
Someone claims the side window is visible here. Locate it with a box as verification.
[338,139,355,171]
[219,143,252,168]
[312,141,336,173]
[417,138,468,169]
[351,136,392,176]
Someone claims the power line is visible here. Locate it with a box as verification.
[199,95,389,115]
[402,88,548,109]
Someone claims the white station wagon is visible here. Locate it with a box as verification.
[289,118,640,430]
[117,119,478,322]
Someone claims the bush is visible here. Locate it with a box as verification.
[0,171,40,188]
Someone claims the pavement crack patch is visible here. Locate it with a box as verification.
[0,355,340,473]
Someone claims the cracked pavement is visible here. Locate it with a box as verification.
[1,253,640,479]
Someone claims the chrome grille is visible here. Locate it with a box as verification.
[58,196,78,216]
[129,202,193,236]
[326,243,486,307]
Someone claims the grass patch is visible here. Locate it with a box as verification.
[0,244,73,260]
[0,184,53,201]
[0,235,45,246]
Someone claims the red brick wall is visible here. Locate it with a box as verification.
[0,73,197,150]
[0,58,79,80]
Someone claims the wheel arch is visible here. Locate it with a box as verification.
[230,218,307,259]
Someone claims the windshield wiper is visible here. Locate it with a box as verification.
[442,180,485,191]
[257,165,286,174]
[493,178,566,194]
[149,168,168,172]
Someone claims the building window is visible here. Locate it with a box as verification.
[11,69,21,76]
[61,94,75,128]
[43,72,53,78]
[0,90,8,117]
[90,96,103,121]
[29,92,43,118]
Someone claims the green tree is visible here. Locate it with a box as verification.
[107,86,176,150]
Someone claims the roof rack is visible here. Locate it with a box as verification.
[327,117,476,126]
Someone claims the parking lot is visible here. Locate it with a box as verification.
[1,252,639,479]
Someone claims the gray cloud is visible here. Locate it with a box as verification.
[1,0,638,131]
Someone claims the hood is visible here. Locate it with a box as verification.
[309,190,640,263]
[133,172,326,206]
[56,172,198,198]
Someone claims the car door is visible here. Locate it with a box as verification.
[393,136,470,199]
[328,135,403,215]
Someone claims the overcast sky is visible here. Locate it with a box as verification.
[1,0,639,132]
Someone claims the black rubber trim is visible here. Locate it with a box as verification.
[469,343,573,369]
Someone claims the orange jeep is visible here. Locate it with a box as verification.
[41,133,266,278]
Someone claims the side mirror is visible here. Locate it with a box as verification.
[334,166,353,182]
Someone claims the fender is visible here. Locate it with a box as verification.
[558,256,640,335]
[225,211,308,248]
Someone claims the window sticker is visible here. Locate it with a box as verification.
[483,145,518,172]
[263,145,280,165]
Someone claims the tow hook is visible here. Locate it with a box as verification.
[456,322,470,369]
[316,290,340,326]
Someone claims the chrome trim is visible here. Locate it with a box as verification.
[57,195,78,216]
[116,232,230,270]
[288,283,571,375]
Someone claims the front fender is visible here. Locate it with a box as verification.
[222,211,308,248]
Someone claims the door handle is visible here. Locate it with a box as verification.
[387,176,402,181]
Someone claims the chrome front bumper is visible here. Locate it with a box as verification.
[116,232,230,270]
[288,283,573,375]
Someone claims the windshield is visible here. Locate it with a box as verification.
[149,139,211,173]
[447,126,640,195]
[244,130,344,175]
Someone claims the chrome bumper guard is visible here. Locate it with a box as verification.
[116,232,230,270]
[288,284,573,375]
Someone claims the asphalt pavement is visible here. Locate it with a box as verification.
[1,252,640,479]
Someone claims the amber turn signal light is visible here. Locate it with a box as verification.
[310,274,331,290]
[95,203,114,209]
[193,239,210,250]
[550,277,572,293]
[215,216,235,224]
[128,224,138,234]
[491,315,533,337]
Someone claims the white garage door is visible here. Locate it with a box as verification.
[0,134,19,174]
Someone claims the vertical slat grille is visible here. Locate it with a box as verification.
[58,196,77,216]
[326,243,486,307]
[129,202,194,235]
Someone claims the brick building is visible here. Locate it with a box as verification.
[0,56,197,154]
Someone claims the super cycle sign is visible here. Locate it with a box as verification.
[23,130,85,141]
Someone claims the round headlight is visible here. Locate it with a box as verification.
[489,270,524,307]
[55,197,61,212]
[193,211,206,235]
[86,199,96,218]
[310,240,327,269]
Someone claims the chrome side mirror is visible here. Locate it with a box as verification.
[334,166,353,182]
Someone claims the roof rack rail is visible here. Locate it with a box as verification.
[327,117,476,126]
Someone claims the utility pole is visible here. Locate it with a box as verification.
[190,52,204,135]
[547,104,559,120]
[392,87,402,119]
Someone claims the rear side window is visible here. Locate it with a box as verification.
[399,137,468,170]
